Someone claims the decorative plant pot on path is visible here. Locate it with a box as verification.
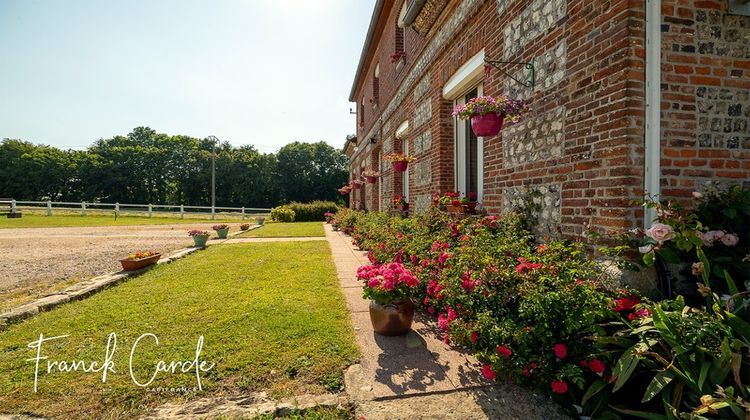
[392,161,409,172]
[256,217,265,225]
[192,234,210,247]
[215,228,229,239]
[366,176,378,184]
[369,299,415,336]
[470,113,504,137]
[120,253,161,271]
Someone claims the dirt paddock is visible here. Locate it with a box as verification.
[0,223,224,311]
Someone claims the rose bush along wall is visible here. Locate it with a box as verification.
[332,190,750,418]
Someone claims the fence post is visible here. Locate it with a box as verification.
[115,203,120,218]
[11,199,16,213]
[180,205,184,219]
[47,200,52,216]
[241,207,245,220]
[148,204,153,218]
[81,201,87,216]
[211,205,215,220]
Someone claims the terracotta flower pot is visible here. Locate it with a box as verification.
[369,299,414,336]
[392,161,408,172]
[120,253,160,271]
[366,176,378,184]
[192,234,210,247]
[446,204,466,214]
[471,113,504,137]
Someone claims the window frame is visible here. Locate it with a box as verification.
[453,83,484,203]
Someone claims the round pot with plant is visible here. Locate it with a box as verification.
[189,229,211,247]
[357,262,419,336]
[453,95,530,137]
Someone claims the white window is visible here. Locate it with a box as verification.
[454,84,483,202]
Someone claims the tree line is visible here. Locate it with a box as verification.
[0,127,349,208]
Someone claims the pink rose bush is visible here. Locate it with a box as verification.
[357,262,419,304]
[339,207,621,415]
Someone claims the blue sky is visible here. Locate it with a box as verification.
[0,0,374,152]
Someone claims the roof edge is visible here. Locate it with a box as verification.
[348,0,386,102]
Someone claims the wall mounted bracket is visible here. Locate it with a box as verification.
[483,58,536,89]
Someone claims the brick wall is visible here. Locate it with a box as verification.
[348,0,749,235]
[660,0,750,202]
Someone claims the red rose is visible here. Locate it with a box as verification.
[553,343,567,359]
[521,367,530,377]
[496,345,512,359]
[589,359,606,375]
[481,364,496,381]
[613,295,640,312]
[470,331,478,344]
[579,360,588,367]
[551,379,568,394]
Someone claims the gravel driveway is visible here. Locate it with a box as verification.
[0,223,226,311]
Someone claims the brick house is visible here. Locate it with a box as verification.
[345,0,750,236]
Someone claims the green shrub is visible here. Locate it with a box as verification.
[284,201,340,222]
[270,206,295,223]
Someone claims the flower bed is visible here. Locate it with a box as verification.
[334,194,750,418]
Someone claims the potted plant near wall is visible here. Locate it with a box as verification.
[212,223,230,239]
[453,95,530,137]
[466,192,479,214]
[363,169,380,184]
[385,153,416,172]
[357,262,419,336]
[350,179,365,190]
[392,195,409,212]
[120,250,161,271]
[189,229,210,247]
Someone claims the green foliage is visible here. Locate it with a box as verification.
[0,129,348,207]
[242,222,324,238]
[271,206,296,223]
[284,201,340,222]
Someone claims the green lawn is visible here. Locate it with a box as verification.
[0,213,247,228]
[0,241,358,418]
[242,222,325,238]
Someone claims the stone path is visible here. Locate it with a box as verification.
[324,224,568,420]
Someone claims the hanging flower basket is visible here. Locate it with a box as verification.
[363,170,380,184]
[471,113,505,137]
[338,186,352,195]
[120,251,160,271]
[384,153,416,173]
[453,95,530,137]
[350,180,364,190]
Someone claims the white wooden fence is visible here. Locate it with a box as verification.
[0,199,270,220]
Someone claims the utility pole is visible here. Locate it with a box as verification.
[206,136,219,213]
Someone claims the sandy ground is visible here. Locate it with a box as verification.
[0,223,227,311]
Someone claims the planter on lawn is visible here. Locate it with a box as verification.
[256,217,266,225]
[392,161,409,172]
[470,113,504,137]
[369,299,414,336]
[192,234,210,247]
[215,228,229,239]
[120,253,161,271]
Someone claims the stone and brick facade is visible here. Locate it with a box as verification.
[346,0,750,236]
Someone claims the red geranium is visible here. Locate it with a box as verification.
[613,295,640,312]
[550,379,568,394]
[481,364,496,381]
[627,307,651,320]
[496,345,512,359]
[553,343,567,359]
[588,359,606,375]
